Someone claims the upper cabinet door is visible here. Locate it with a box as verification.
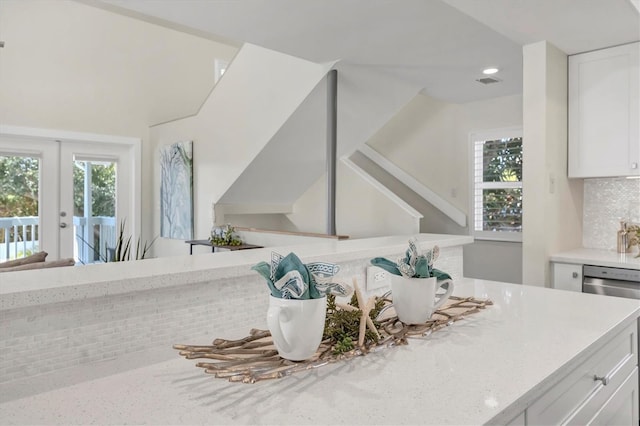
[568,42,639,178]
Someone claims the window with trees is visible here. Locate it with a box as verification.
[471,129,523,241]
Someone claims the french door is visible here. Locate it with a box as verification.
[0,131,138,263]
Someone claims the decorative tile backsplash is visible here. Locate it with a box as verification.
[583,178,640,250]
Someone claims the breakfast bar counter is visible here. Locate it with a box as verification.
[0,234,472,310]
[1,278,638,425]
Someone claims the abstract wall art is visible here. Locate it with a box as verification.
[160,141,193,239]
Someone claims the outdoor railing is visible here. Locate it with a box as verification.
[73,216,116,264]
[0,216,116,264]
[0,216,39,261]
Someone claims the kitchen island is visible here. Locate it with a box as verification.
[0,278,638,425]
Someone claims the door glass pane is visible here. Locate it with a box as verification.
[0,155,40,261]
[73,160,117,264]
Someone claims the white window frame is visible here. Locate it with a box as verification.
[469,127,523,242]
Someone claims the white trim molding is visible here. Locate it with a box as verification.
[341,156,423,220]
[0,124,141,145]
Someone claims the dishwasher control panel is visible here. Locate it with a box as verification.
[583,265,640,283]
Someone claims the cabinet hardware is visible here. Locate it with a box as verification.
[593,375,609,386]
[572,272,578,278]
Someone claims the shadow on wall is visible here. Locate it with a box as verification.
[463,240,523,284]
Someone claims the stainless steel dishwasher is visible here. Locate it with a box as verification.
[582,265,640,300]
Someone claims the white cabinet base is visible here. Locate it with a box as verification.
[527,322,638,425]
[588,367,639,426]
[551,262,582,292]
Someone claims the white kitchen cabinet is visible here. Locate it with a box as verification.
[551,262,582,292]
[588,367,638,426]
[568,42,640,178]
[527,321,638,425]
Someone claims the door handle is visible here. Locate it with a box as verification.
[59,223,68,228]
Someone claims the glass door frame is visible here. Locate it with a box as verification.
[0,125,141,261]
[60,142,133,263]
[0,136,59,259]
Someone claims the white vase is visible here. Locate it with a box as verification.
[390,275,454,325]
[267,295,327,361]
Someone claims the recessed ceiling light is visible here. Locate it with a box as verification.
[483,67,499,75]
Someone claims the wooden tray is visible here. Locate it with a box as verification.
[174,294,493,384]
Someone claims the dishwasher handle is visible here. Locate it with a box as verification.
[583,277,640,299]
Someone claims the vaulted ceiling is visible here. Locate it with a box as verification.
[94,0,639,104]
[89,0,639,212]
[0,0,239,133]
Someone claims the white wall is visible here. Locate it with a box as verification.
[219,64,420,209]
[150,44,332,258]
[367,95,463,211]
[288,161,420,238]
[455,96,526,283]
[286,174,325,235]
[463,241,523,284]
[0,0,238,246]
[522,41,583,287]
[287,92,525,284]
[364,92,523,218]
[455,95,525,201]
[362,92,524,283]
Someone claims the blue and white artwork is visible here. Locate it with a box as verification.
[160,141,193,239]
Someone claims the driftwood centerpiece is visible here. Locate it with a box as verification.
[174,279,493,384]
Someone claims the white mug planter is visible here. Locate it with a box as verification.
[267,295,327,361]
[390,275,454,325]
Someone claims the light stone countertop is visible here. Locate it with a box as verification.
[550,247,640,270]
[0,278,638,425]
[0,234,472,311]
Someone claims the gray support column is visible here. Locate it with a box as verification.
[326,70,337,235]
